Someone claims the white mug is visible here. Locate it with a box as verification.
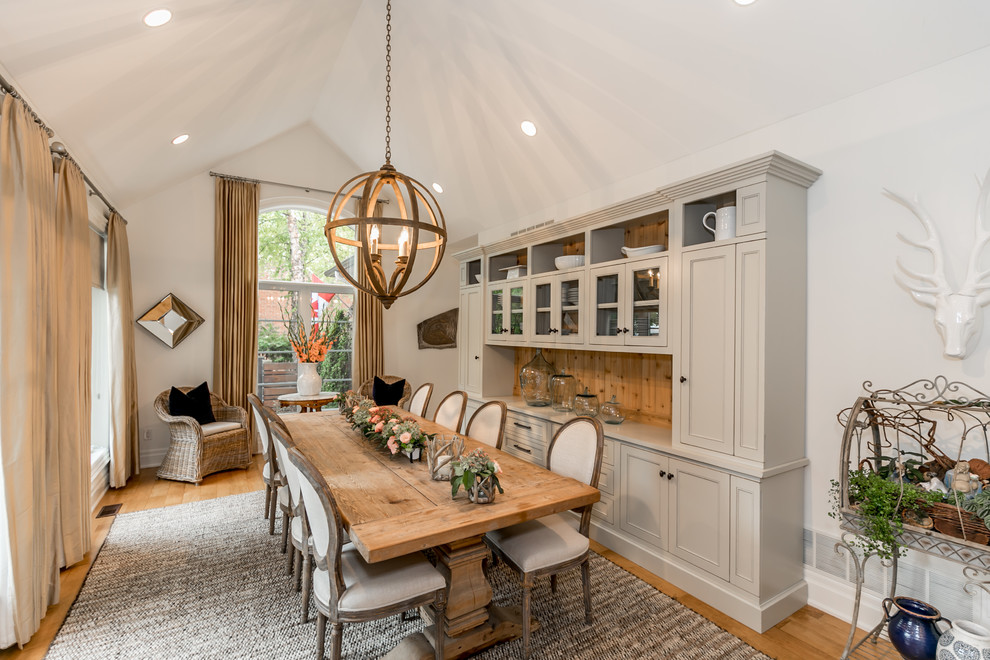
[703,207,736,242]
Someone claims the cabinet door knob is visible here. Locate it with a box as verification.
[621,327,629,334]
[679,376,687,383]
[474,355,480,360]
[658,470,666,477]
[667,472,675,480]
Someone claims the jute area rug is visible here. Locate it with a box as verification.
[47,492,770,659]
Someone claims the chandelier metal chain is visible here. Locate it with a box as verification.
[324,0,447,310]
[384,0,392,165]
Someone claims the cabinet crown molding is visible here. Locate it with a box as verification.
[656,151,822,199]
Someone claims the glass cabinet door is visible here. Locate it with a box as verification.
[532,278,553,340]
[591,266,624,345]
[557,275,582,343]
[488,285,506,341]
[508,285,525,339]
[626,258,668,347]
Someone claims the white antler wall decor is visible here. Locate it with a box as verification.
[886,168,990,359]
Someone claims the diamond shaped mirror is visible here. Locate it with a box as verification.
[137,293,204,348]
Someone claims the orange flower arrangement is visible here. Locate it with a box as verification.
[282,306,335,363]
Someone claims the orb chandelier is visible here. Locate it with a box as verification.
[324,0,446,310]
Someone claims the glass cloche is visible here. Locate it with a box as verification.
[600,395,626,424]
[574,387,600,418]
[550,369,577,412]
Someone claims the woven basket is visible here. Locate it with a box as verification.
[924,502,990,545]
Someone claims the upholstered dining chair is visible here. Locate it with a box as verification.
[407,382,434,417]
[262,407,314,623]
[358,375,412,409]
[484,417,604,659]
[465,400,508,450]
[433,390,467,433]
[248,393,283,533]
[287,446,447,660]
[154,387,251,484]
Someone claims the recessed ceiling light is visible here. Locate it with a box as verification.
[520,120,537,137]
[733,0,757,5]
[171,134,189,145]
[143,9,172,27]
[432,182,443,194]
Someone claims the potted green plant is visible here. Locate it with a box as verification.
[451,449,504,504]
[830,469,944,560]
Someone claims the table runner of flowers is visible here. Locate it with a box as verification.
[341,391,434,456]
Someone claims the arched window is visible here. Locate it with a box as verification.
[256,206,355,407]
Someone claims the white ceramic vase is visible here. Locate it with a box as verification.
[937,620,990,660]
[296,362,321,396]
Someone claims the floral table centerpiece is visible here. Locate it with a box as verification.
[451,449,504,504]
[283,306,335,396]
[350,398,378,431]
[384,416,433,461]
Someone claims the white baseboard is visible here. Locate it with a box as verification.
[140,447,167,469]
[90,449,110,512]
[805,567,884,629]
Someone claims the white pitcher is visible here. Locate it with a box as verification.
[937,620,990,660]
[702,206,736,242]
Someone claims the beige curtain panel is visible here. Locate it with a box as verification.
[0,94,91,648]
[213,177,259,446]
[107,211,140,487]
[53,156,92,569]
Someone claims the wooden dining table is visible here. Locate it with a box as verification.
[282,408,600,659]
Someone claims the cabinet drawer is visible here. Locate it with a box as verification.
[504,412,548,446]
[602,438,616,466]
[598,464,614,495]
[503,437,545,467]
[591,494,615,526]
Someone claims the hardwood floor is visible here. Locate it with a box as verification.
[1,457,884,659]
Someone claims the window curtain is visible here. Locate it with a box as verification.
[353,201,384,389]
[107,211,140,487]
[0,93,91,649]
[213,177,259,449]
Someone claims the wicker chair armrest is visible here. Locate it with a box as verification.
[156,408,202,429]
[214,405,247,425]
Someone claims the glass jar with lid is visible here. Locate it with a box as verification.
[600,395,626,424]
[519,349,555,407]
[550,369,577,412]
[573,387,600,418]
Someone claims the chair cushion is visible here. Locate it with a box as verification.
[312,548,444,614]
[168,382,216,424]
[262,461,281,485]
[372,377,405,406]
[201,421,241,436]
[486,513,589,573]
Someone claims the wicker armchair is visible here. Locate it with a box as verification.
[154,387,252,483]
[357,375,412,409]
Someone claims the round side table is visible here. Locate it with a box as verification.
[277,392,338,413]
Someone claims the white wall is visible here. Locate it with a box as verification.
[478,45,990,624]
[123,123,361,466]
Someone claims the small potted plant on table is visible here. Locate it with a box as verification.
[451,449,504,504]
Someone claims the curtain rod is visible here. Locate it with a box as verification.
[209,170,339,197]
[0,71,53,137]
[0,75,128,226]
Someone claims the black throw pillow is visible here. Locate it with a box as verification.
[372,377,405,406]
[169,382,216,425]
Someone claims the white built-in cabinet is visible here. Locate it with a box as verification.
[453,152,819,633]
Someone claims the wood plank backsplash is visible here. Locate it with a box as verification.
[513,348,673,426]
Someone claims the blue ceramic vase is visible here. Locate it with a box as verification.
[884,597,950,660]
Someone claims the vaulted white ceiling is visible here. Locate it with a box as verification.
[2,0,990,240]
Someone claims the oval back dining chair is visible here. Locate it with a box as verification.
[248,393,282,533]
[287,446,447,660]
[433,390,467,432]
[263,407,313,622]
[408,382,433,417]
[484,417,604,659]
[465,400,508,450]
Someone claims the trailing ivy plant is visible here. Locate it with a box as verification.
[829,470,944,561]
